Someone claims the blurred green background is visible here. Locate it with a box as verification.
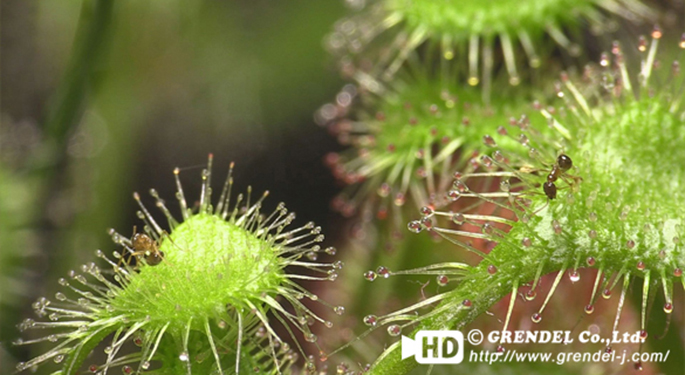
[1,0,350,370]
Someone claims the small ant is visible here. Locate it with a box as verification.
[542,154,581,200]
[118,226,165,268]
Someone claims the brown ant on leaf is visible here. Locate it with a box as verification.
[118,226,165,268]
[525,154,582,214]
[543,154,582,200]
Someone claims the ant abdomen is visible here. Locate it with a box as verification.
[543,182,557,200]
[542,154,575,200]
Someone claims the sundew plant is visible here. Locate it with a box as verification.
[16,157,343,374]
[4,0,685,375]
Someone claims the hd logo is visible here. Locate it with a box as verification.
[401,331,464,364]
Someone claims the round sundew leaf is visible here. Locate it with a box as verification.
[16,159,340,375]
[326,0,655,87]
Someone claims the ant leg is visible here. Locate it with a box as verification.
[116,249,140,270]
[533,199,550,215]
[560,174,583,188]
[161,230,186,253]
[116,246,131,269]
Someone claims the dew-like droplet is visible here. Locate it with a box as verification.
[500,180,510,192]
[377,183,391,197]
[364,270,377,281]
[651,25,662,39]
[588,230,597,239]
[531,313,542,323]
[493,150,505,162]
[674,268,683,277]
[436,275,449,286]
[337,363,350,373]
[602,289,611,299]
[587,257,596,266]
[589,212,597,221]
[387,325,401,336]
[481,155,494,169]
[636,261,645,271]
[363,315,378,326]
[334,306,345,315]
[420,217,433,230]
[487,265,497,274]
[420,206,434,217]
[179,351,190,361]
[305,333,318,342]
[639,330,648,340]
[569,271,580,283]
[304,361,315,372]
[627,240,635,249]
[394,193,406,206]
[453,180,468,193]
[482,223,494,235]
[122,365,133,374]
[664,303,673,314]
[521,238,532,247]
[407,220,423,233]
[452,213,465,225]
[483,135,497,147]
[638,35,647,52]
[462,299,472,308]
[584,304,594,314]
[377,266,390,278]
[525,290,536,301]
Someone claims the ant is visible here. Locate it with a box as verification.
[118,226,165,268]
[542,154,582,200]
